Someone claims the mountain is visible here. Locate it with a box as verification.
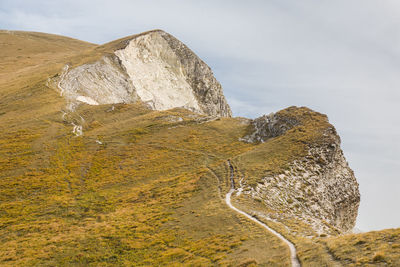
[52,30,231,117]
[0,29,398,266]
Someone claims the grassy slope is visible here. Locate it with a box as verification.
[0,30,97,131]
[0,106,291,266]
[0,31,290,266]
[0,31,399,266]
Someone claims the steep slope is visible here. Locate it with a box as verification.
[235,107,360,235]
[53,30,231,117]
[0,30,399,266]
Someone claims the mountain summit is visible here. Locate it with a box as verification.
[54,30,231,117]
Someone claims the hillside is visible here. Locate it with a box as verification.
[0,30,399,266]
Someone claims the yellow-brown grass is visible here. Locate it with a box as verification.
[0,30,398,266]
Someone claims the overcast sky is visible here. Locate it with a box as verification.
[1,0,399,231]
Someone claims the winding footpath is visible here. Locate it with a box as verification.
[225,161,301,267]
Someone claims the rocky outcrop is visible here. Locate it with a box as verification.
[159,31,231,117]
[57,56,138,110]
[253,139,359,234]
[55,30,231,117]
[241,112,300,143]
[239,108,360,234]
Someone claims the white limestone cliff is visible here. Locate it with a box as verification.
[55,30,231,117]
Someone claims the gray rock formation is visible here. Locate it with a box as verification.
[159,31,232,117]
[57,57,138,108]
[241,112,300,143]
[240,109,360,234]
[55,30,231,117]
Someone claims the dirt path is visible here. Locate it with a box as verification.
[226,161,301,267]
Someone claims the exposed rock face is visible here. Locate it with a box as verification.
[56,30,231,117]
[241,109,360,234]
[241,112,300,143]
[159,31,232,117]
[57,56,137,109]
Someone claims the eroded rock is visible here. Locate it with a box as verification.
[241,112,300,143]
[55,30,231,117]
[239,107,360,234]
[58,56,137,109]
